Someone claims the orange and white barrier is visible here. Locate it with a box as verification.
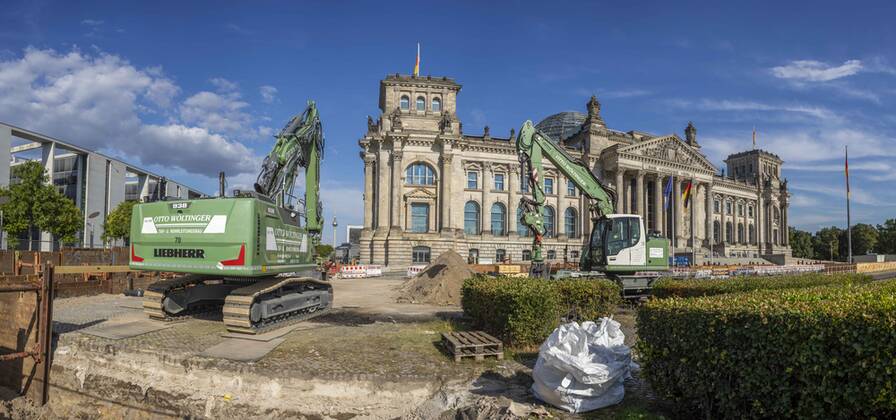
[406,265,427,278]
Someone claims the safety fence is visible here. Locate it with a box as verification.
[337,264,383,279]
[406,265,427,278]
[855,261,896,274]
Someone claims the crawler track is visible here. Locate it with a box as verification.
[143,274,218,321]
[222,277,333,334]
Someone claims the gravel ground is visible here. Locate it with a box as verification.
[12,276,669,419]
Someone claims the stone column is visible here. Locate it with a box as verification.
[440,153,453,232]
[482,163,492,234]
[705,182,713,247]
[636,171,645,218]
[720,195,727,243]
[654,175,664,235]
[508,167,518,235]
[782,204,789,246]
[376,146,390,232]
[363,154,376,229]
[390,149,403,230]
[673,178,681,248]
[615,169,624,214]
[757,194,765,249]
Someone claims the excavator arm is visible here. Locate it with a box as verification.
[254,100,325,237]
[516,120,616,264]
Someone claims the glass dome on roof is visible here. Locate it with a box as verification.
[535,111,586,143]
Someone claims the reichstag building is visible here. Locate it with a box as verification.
[358,74,791,267]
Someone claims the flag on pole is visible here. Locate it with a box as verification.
[663,176,674,210]
[413,43,420,77]
[845,146,851,199]
[682,181,693,208]
[752,126,756,149]
[846,145,853,263]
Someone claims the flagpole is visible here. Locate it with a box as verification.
[671,175,676,266]
[846,145,852,263]
[691,181,695,266]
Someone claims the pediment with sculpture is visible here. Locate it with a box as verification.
[618,135,717,172]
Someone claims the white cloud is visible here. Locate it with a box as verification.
[80,19,104,26]
[209,77,238,92]
[790,183,878,206]
[771,59,863,82]
[259,85,277,103]
[0,47,263,178]
[179,90,251,134]
[678,99,839,121]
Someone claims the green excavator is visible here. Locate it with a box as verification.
[516,120,669,296]
[130,101,331,334]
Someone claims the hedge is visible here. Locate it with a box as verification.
[637,280,896,419]
[461,276,620,346]
[651,272,872,299]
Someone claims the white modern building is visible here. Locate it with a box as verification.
[1,123,205,250]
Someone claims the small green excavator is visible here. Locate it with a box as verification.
[515,120,669,296]
[130,101,331,334]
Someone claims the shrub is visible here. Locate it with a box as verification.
[461,275,620,346]
[637,280,896,419]
[651,272,871,299]
[554,278,621,321]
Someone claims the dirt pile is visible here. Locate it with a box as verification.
[398,250,475,305]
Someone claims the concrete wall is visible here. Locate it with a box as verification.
[0,125,10,189]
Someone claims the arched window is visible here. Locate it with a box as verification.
[490,203,506,236]
[400,95,409,110]
[495,249,506,262]
[543,206,555,238]
[749,224,755,244]
[412,246,431,263]
[405,163,435,185]
[738,223,745,244]
[416,96,425,111]
[431,97,441,112]
[565,208,578,238]
[547,250,556,260]
[517,207,529,237]
[713,221,721,244]
[774,207,781,224]
[726,221,733,243]
[464,201,480,235]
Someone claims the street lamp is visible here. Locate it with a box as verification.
[87,211,100,249]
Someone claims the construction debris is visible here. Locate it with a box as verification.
[398,250,475,305]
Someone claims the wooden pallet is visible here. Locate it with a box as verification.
[441,331,504,362]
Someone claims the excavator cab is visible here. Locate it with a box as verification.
[584,214,667,272]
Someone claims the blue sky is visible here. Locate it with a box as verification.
[1,0,894,243]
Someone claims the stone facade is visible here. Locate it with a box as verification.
[358,74,790,267]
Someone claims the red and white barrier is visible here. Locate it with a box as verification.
[338,264,384,279]
[406,265,427,278]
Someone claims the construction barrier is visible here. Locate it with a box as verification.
[856,261,896,274]
[406,265,427,278]
[338,264,384,279]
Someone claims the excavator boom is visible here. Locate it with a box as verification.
[515,120,669,282]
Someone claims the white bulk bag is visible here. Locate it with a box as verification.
[530,318,633,413]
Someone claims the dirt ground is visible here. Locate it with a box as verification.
[1,274,668,419]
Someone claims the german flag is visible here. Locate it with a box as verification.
[413,43,420,77]
[682,181,693,208]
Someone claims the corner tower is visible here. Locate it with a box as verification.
[378,74,461,133]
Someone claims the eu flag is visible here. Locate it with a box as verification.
[663,176,674,210]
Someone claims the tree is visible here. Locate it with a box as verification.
[876,219,896,255]
[0,161,84,249]
[314,244,334,259]
[103,200,138,244]
[840,223,878,258]
[789,227,814,259]
[812,226,842,261]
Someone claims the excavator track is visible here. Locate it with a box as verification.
[143,274,211,320]
[222,277,333,334]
